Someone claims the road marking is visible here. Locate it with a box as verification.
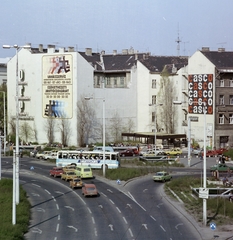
[65,206,74,211]
[150,215,156,221]
[107,189,113,193]
[143,189,148,192]
[92,217,95,224]
[116,207,121,213]
[94,228,98,236]
[109,199,115,205]
[36,208,45,212]
[175,223,183,229]
[157,203,163,208]
[128,228,134,237]
[56,204,59,210]
[87,207,92,213]
[32,183,41,188]
[44,189,51,195]
[67,225,78,232]
[109,224,114,231]
[123,216,128,224]
[127,192,146,211]
[56,223,59,232]
[142,224,148,230]
[160,225,166,232]
[32,227,42,234]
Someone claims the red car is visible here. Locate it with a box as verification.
[82,184,98,197]
[49,167,63,177]
[203,150,218,157]
[119,148,138,157]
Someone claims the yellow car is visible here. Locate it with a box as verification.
[165,148,182,156]
[61,171,77,181]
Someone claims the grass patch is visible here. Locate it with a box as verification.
[0,179,30,240]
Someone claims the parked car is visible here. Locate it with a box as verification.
[36,151,51,159]
[210,163,233,172]
[192,148,202,155]
[119,149,138,157]
[61,171,77,181]
[69,178,83,189]
[49,167,63,177]
[203,150,218,157]
[44,152,57,160]
[82,184,98,197]
[165,148,182,156]
[153,171,172,182]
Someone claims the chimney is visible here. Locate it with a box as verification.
[85,48,92,56]
[39,44,43,53]
[59,47,65,53]
[68,46,74,52]
[135,53,138,60]
[47,44,55,53]
[113,50,117,55]
[101,50,105,55]
[218,48,225,52]
[122,49,128,54]
[202,47,210,52]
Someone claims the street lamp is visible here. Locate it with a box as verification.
[0,91,6,181]
[173,100,207,225]
[3,44,30,225]
[149,103,163,156]
[0,91,6,156]
[84,97,106,177]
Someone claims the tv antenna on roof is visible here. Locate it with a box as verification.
[175,24,182,56]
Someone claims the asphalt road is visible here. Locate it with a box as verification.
[1,155,232,240]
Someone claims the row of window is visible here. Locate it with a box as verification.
[219,95,233,105]
[219,79,233,87]
[219,114,233,124]
[94,76,126,87]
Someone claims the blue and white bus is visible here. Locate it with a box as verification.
[56,150,120,169]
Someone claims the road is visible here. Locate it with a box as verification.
[1,155,224,240]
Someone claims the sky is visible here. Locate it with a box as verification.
[1,0,233,58]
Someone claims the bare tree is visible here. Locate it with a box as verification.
[58,119,71,147]
[20,121,33,143]
[9,116,16,135]
[33,121,38,143]
[44,117,56,145]
[109,111,123,142]
[157,67,176,134]
[76,97,96,147]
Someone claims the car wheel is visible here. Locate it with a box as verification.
[122,154,125,157]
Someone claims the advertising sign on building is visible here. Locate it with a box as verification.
[188,74,213,114]
[42,55,73,118]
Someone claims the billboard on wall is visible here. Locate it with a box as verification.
[188,74,213,114]
[42,55,73,118]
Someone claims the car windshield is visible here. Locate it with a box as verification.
[156,173,163,176]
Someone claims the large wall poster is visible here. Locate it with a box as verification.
[42,55,73,118]
[188,74,213,114]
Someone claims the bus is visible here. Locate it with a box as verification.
[56,150,120,169]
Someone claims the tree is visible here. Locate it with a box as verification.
[157,67,176,134]
[0,84,7,136]
[109,111,123,142]
[58,119,71,147]
[20,121,33,143]
[76,97,96,147]
[44,117,56,145]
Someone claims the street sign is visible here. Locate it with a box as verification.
[210,222,216,230]
[189,116,199,122]
[199,188,209,199]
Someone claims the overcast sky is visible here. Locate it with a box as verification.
[1,0,233,58]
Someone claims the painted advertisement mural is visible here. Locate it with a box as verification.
[188,74,213,114]
[42,55,73,118]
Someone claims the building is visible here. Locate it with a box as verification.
[178,47,233,149]
[5,44,188,146]
[0,58,8,85]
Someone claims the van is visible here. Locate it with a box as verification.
[75,166,93,179]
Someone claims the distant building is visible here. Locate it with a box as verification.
[5,44,187,146]
[0,58,9,85]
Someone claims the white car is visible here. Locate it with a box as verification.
[44,152,57,160]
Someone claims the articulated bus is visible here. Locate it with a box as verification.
[56,150,120,169]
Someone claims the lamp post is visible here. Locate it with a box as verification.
[85,97,106,177]
[3,44,30,225]
[149,103,163,155]
[0,91,6,156]
[173,100,207,225]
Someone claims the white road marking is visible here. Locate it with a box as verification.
[160,225,166,232]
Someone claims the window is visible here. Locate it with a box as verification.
[152,95,156,105]
[230,95,233,105]
[97,76,100,85]
[120,77,125,86]
[152,112,155,122]
[114,77,117,85]
[152,79,156,88]
[220,80,224,87]
[230,114,233,124]
[230,80,233,87]
[219,95,224,105]
[106,77,111,85]
[219,114,224,124]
